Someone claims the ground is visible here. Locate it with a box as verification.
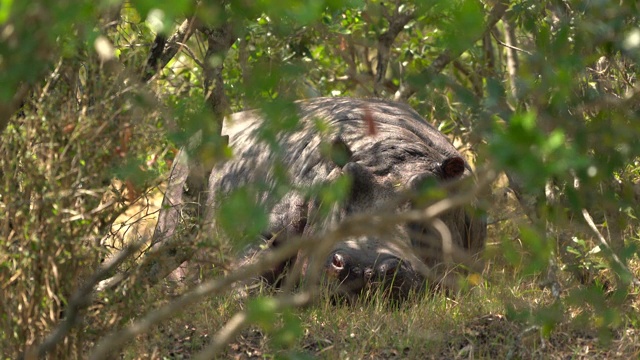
[102,181,640,360]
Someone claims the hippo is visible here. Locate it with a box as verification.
[195,97,487,299]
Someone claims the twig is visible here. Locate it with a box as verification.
[433,218,454,264]
[142,17,198,82]
[63,199,117,223]
[0,82,30,134]
[90,232,315,360]
[29,240,144,359]
[375,8,414,94]
[577,83,640,113]
[193,291,314,360]
[37,59,64,105]
[174,42,206,70]
[492,30,532,56]
[581,208,640,286]
[331,37,375,97]
[452,60,483,98]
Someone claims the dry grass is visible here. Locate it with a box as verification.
[100,181,166,254]
[107,268,640,359]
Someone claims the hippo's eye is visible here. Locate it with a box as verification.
[332,254,345,269]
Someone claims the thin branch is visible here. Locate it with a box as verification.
[330,39,375,97]
[142,17,198,82]
[581,208,640,286]
[0,82,29,134]
[453,60,483,98]
[500,13,528,109]
[29,240,144,359]
[577,83,640,113]
[174,42,207,70]
[193,291,314,360]
[375,8,414,94]
[90,231,315,359]
[492,32,532,56]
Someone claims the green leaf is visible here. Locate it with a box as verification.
[130,0,191,25]
[440,0,485,53]
[318,175,351,215]
[217,186,270,246]
[246,297,279,331]
[272,310,303,348]
[0,0,12,24]
[519,225,552,276]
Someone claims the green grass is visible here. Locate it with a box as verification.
[108,256,640,359]
[99,185,640,359]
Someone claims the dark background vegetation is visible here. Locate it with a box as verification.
[2,0,640,358]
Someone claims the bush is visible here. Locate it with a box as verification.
[2,0,640,358]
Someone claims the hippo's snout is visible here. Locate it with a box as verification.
[325,251,420,298]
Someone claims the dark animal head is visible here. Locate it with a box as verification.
[313,133,473,300]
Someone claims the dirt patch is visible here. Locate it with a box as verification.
[101,182,165,252]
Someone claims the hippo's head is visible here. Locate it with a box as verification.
[312,136,478,300]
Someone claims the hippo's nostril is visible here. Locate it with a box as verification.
[377,258,400,278]
[326,253,348,279]
[364,268,374,281]
[332,253,345,270]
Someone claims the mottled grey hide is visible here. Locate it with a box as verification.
[202,97,486,298]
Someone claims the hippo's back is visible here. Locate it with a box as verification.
[216,97,467,192]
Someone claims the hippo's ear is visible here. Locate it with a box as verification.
[321,136,353,167]
[409,173,433,190]
[343,161,368,180]
[343,161,373,197]
[440,156,466,180]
